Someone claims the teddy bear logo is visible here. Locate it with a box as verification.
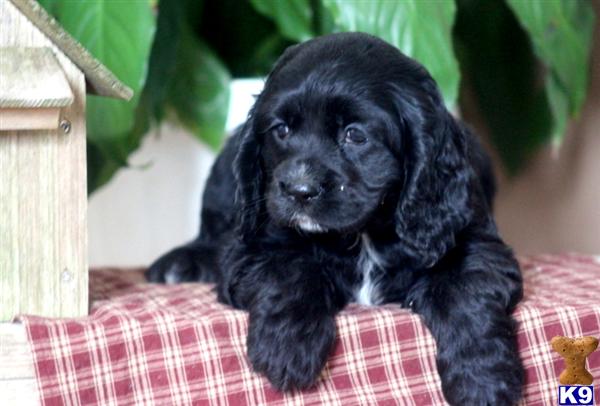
[551,335,599,385]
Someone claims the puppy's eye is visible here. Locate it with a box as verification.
[344,127,367,145]
[271,123,290,139]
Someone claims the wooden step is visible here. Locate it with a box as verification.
[0,323,39,405]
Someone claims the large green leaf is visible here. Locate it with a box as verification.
[37,0,59,14]
[199,0,294,77]
[41,0,156,192]
[140,0,189,123]
[166,30,230,149]
[506,0,595,143]
[322,0,460,107]
[250,0,314,41]
[454,0,552,174]
[144,0,230,150]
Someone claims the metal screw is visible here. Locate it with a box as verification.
[60,119,71,134]
[61,269,73,283]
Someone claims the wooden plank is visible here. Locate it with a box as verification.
[0,107,61,130]
[0,323,35,380]
[0,323,40,405]
[0,379,40,406]
[0,0,88,320]
[0,47,74,108]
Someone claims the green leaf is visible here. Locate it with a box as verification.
[43,0,156,193]
[145,0,231,150]
[250,0,314,41]
[454,0,553,174]
[37,0,60,14]
[166,30,231,149]
[139,0,186,123]
[322,0,460,107]
[200,0,294,77]
[506,0,595,143]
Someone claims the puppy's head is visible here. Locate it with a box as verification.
[235,33,474,267]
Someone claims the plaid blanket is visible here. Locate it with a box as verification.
[21,254,600,405]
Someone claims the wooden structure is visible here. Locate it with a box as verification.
[0,0,132,321]
[0,323,37,404]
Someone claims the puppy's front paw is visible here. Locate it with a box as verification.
[438,341,524,406]
[146,246,201,283]
[247,312,336,391]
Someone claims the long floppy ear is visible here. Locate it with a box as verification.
[232,43,304,240]
[233,114,264,240]
[394,89,475,269]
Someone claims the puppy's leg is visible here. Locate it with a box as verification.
[146,239,218,283]
[247,282,338,391]
[407,239,524,406]
[220,246,344,391]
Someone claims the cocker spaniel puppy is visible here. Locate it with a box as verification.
[148,33,524,405]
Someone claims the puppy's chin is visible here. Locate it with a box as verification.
[291,213,327,233]
[282,210,375,235]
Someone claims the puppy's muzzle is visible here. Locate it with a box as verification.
[277,160,323,203]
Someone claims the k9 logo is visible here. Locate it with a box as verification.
[558,386,594,405]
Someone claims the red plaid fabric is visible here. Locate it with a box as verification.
[20,254,600,405]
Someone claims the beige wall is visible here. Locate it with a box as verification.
[491,6,600,255]
[88,80,262,267]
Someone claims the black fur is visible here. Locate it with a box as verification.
[148,33,523,405]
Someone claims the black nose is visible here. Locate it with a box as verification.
[280,181,320,201]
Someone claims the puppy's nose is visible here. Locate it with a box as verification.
[281,181,320,202]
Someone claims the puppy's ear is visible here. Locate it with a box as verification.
[233,115,264,240]
[393,89,474,269]
[232,43,303,239]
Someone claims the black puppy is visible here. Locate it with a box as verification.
[148,33,524,405]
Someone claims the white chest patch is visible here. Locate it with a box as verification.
[354,234,386,306]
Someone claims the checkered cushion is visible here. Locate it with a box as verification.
[21,254,600,405]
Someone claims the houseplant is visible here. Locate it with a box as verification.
[40,0,595,193]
